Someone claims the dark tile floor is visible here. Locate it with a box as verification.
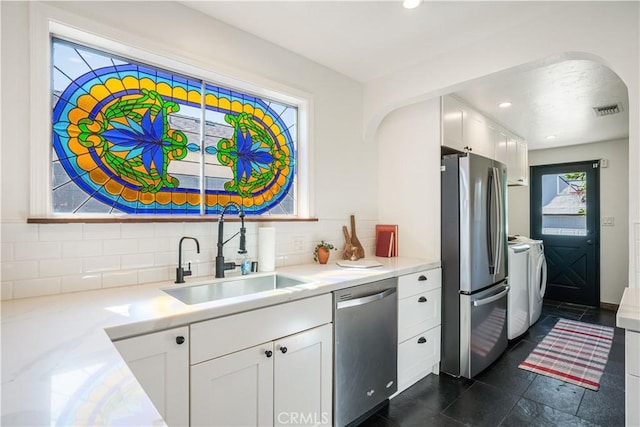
[361,300,625,427]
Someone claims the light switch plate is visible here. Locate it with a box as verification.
[602,217,615,226]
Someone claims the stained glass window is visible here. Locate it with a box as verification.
[51,38,297,215]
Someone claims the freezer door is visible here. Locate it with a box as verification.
[459,154,507,292]
[459,282,509,378]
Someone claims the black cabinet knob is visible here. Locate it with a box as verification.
[176,336,185,345]
[265,350,273,358]
[418,296,427,303]
[280,346,288,354]
[417,337,427,344]
[418,275,427,281]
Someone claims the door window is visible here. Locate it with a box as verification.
[541,172,587,236]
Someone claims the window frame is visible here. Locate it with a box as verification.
[29,3,313,220]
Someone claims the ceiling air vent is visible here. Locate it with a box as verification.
[593,103,622,117]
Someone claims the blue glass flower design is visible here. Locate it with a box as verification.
[102,109,170,175]
[232,127,274,182]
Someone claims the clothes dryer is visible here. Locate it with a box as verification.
[528,240,547,325]
[507,243,530,339]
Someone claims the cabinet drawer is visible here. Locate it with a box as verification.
[398,326,441,392]
[190,294,332,364]
[398,288,441,342]
[398,268,441,299]
[627,331,640,377]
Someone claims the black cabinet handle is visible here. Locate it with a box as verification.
[418,296,427,303]
[417,337,427,344]
[418,275,427,281]
[280,346,288,354]
[265,350,273,358]
[176,336,185,345]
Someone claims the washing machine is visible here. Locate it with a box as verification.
[510,236,547,325]
[507,243,531,339]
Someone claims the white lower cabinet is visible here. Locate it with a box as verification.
[191,323,332,427]
[625,330,640,426]
[395,267,442,394]
[113,326,189,427]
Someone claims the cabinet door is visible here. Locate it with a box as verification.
[442,96,465,151]
[274,324,333,427]
[495,131,508,165]
[515,138,529,185]
[113,326,189,427]
[464,109,493,159]
[191,343,274,427]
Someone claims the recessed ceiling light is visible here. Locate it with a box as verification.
[545,135,557,140]
[498,102,512,108]
[403,0,422,9]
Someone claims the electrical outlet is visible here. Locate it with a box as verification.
[602,217,615,226]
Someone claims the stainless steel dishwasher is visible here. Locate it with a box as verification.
[333,277,398,427]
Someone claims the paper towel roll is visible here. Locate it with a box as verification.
[258,227,276,272]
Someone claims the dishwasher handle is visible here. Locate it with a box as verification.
[472,286,509,307]
[336,288,396,310]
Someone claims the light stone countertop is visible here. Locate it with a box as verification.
[617,287,640,332]
[1,256,438,426]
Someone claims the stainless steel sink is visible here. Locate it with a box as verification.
[162,274,306,305]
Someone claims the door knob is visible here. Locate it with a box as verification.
[280,346,288,354]
[265,350,273,358]
[418,275,427,281]
[176,336,185,345]
[417,337,427,344]
[587,239,593,245]
[418,296,427,303]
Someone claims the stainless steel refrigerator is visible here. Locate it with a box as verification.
[441,152,509,378]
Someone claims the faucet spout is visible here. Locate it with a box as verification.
[216,202,247,278]
[176,236,200,284]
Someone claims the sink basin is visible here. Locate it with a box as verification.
[163,274,306,305]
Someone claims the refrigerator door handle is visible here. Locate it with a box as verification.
[486,168,495,273]
[493,166,503,276]
[473,286,509,307]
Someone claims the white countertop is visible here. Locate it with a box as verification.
[1,257,438,426]
[617,287,640,332]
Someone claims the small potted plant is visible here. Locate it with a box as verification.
[313,240,336,264]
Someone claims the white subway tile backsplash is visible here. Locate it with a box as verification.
[83,223,121,240]
[154,251,175,268]
[60,273,102,294]
[120,223,155,239]
[83,255,120,273]
[13,277,61,299]
[102,270,138,288]
[2,223,38,242]
[103,239,139,256]
[154,223,185,238]
[39,259,82,277]
[1,243,14,262]
[2,261,39,281]
[138,237,172,253]
[62,240,103,258]
[1,219,360,299]
[14,241,62,261]
[1,282,13,300]
[138,267,171,284]
[39,223,83,241]
[121,253,155,270]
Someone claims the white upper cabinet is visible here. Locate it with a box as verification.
[441,95,528,186]
[441,95,464,151]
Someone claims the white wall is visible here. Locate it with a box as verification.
[508,139,629,305]
[364,1,640,289]
[0,1,375,299]
[377,98,441,260]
